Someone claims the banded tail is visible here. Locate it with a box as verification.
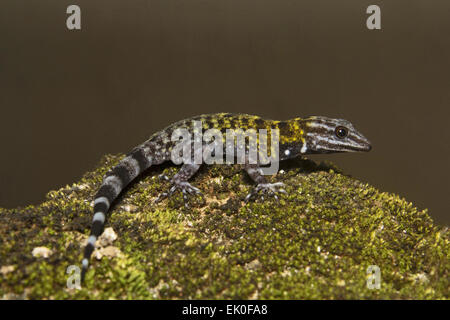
[81,147,152,282]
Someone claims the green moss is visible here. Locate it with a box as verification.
[0,154,448,299]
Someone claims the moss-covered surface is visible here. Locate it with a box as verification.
[0,154,448,299]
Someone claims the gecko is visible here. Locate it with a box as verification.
[80,112,371,281]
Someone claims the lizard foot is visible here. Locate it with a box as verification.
[244,182,287,203]
[155,181,203,207]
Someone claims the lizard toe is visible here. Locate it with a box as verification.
[245,182,287,203]
[155,181,204,206]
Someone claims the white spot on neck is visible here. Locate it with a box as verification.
[301,143,308,154]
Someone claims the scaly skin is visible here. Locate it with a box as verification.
[81,113,372,282]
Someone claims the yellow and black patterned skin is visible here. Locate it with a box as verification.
[150,113,309,161]
[81,112,371,282]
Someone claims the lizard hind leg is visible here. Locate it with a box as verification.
[155,163,203,207]
[244,164,287,203]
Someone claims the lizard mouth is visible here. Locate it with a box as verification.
[354,135,372,152]
[362,143,372,152]
[347,143,372,152]
[311,135,372,153]
[343,137,372,152]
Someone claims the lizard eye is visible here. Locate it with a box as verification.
[335,126,348,139]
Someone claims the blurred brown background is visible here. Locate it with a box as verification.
[0,0,449,225]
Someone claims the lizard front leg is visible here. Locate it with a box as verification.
[244,164,286,202]
[155,163,203,206]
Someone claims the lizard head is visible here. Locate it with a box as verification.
[303,116,372,153]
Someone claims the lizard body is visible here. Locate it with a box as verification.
[81,113,371,281]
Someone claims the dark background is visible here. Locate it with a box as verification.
[0,1,449,225]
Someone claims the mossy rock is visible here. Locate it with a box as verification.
[0,154,448,299]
